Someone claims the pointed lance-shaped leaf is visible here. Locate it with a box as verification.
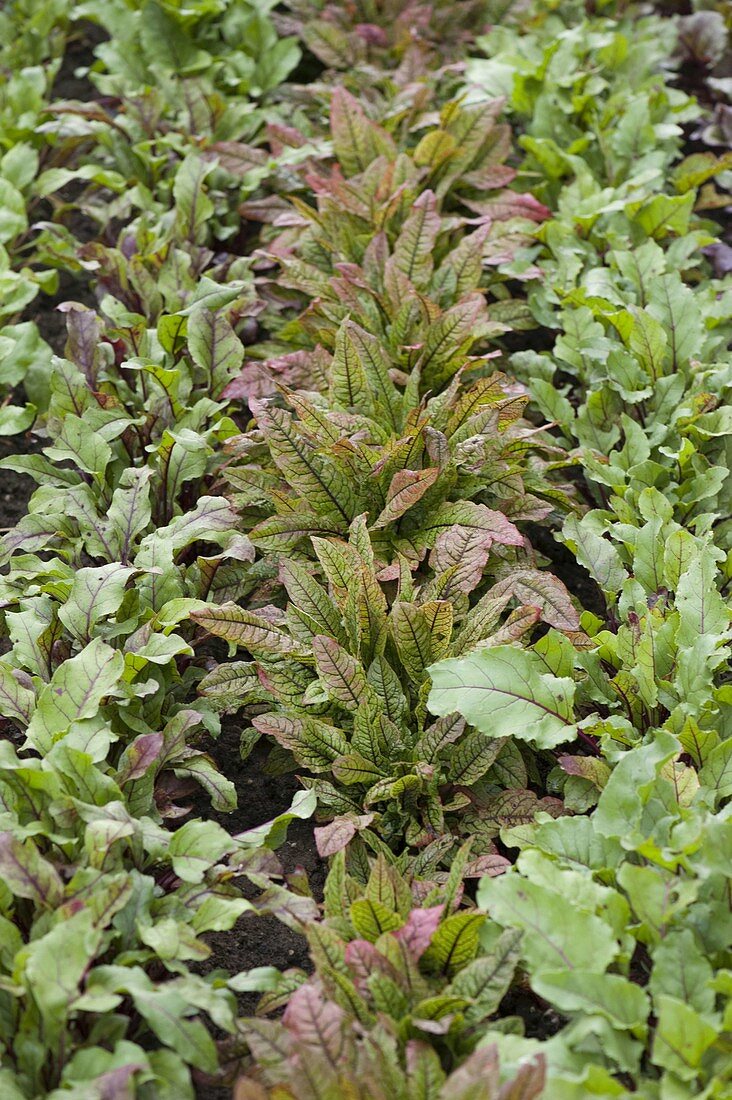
[490,569,580,632]
[372,468,440,529]
[312,635,370,707]
[393,191,441,287]
[188,307,244,396]
[330,87,396,176]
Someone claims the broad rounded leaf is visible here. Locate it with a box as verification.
[428,646,576,749]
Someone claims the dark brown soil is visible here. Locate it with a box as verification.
[192,726,324,1099]
[0,433,42,532]
[51,20,107,101]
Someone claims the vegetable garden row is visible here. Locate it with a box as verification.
[0,1,730,1096]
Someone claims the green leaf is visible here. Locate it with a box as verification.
[0,661,36,725]
[139,0,210,74]
[649,930,715,1015]
[594,733,679,840]
[18,910,101,1034]
[0,402,36,435]
[478,872,619,975]
[0,179,28,243]
[651,995,719,1081]
[428,647,576,749]
[531,970,649,1030]
[132,985,218,1073]
[26,638,124,751]
[562,515,626,595]
[698,740,732,804]
[675,551,729,648]
[173,155,215,244]
[87,466,153,563]
[422,911,485,976]
[447,928,521,1015]
[58,564,135,644]
[45,414,112,476]
[167,820,233,884]
[349,898,402,942]
[236,789,316,850]
[647,274,704,371]
[187,307,244,397]
[609,306,667,382]
[0,832,64,906]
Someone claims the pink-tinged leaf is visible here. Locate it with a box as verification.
[192,603,305,656]
[488,605,542,646]
[406,1041,447,1091]
[393,190,441,286]
[206,140,268,175]
[314,813,375,857]
[252,713,348,768]
[117,731,164,783]
[250,513,343,553]
[537,796,566,818]
[426,502,523,548]
[416,713,466,761]
[312,635,369,706]
[94,1063,145,1100]
[267,121,308,151]
[484,789,541,828]
[418,296,488,387]
[238,194,297,223]
[354,22,388,46]
[253,883,319,930]
[558,755,611,789]
[60,302,103,383]
[233,1078,270,1100]
[438,1046,502,1098]
[282,983,345,1060]
[344,938,384,985]
[491,570,580,631]
[465,192,551,223]
[431,524,494,594]
[461,163,517,190]
[0,832,64,906]
[497,1054,547,1100]
[221,350,316,401]
[302,19,361,69]
[463,854,512,878]
[394,905,444,960]
[372,468,440,529]
[330,87,395,176]
[424,427,450,468]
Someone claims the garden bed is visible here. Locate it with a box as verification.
[0,1,729,1098]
